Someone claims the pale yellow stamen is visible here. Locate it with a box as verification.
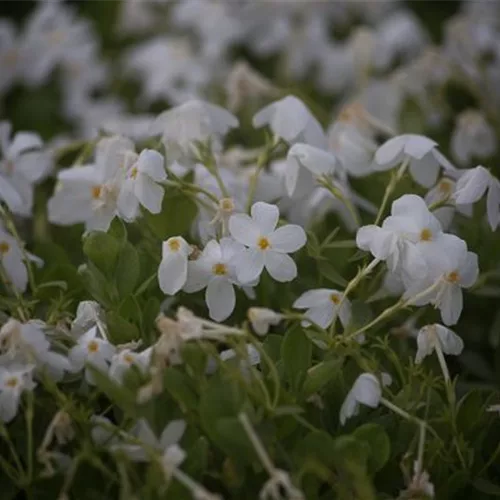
[5,377,18,388]
[258,237,271,251]
[0,242,10,255]
[91,185,102,199]
[420,228,432,242]
[446,271,460,283]
[438,180,452,194]
[123,353,135,364]
[212,263,228,276]
[168,239,181,252]
[87,340,99,353]
[330,293,340,305]
[130,167,138,179]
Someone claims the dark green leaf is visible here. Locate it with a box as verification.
[281,326,312,392]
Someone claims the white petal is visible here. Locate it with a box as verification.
[285,153,300,197]
[0,176,23,212]
[486,178,500,230]
[439,285,462,326]
[264,251,297,282]
[160,420,186,449]
[158,252,188,295]
[136,176,164,214]
[206,278,235,321]
[409,153,440,188]
[415,329,434,364]
[229,214,260,247]
[435,324,464,356]
[251,202,279,235]
[183,261,211,293]
[7,132,42,158]
[293,289,333,308]
[374,135,406,169]
[339,391,358,425]
[304,304,335,329]
[138,149,166,182]
[117,181,140,221]
[2,245,28,292]
[460,252,478,288]
[0,391,19,423]
[353,373,381,408]
[403,134,437,159]
[269,224,306,253]
[236,248,265,284]
[454,166,490,204]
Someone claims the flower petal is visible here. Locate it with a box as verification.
[229,213,260,247]
[264,251,297,282]
[251,202,279,235]
[138,149,166,182]
[236,248,265,284]
[206,278,235,321]
[158,252,188,295]
[269,224,306,253]
[293,289,333,308]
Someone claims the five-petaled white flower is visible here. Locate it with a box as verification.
[68,326,116,384]
[158,236,191,296]
[229,202,307,284]
[373,134,453,188]
[415,324,464,364]
[340,372,390,425]
[293,288,351,329]
[183,238,246,322]
[118,149,167,218]
[286,143,339,197]
[108,347,153,385]
[253,95,327,149]
[453,166,500,231]
[0,364,36,423]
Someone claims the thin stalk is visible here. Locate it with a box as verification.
[25,391,34,484]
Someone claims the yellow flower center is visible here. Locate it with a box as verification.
[330,293,341,305]
[419,228,432,242]
[91,185,102,200]
[5,377,18,388]
[0,241,10,255]
[123,353,135,364]
[212,263,228,276]
[258,237,271,251]
[219,198,234,212]
[168,239,181,252]
[438,180,452,194]
[130,167,138,179]
[87,340,99,353]
[446,271,460,283]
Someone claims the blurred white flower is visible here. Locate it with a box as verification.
[0,225,28,292]
[253,95,327,149]
[71,301,107,339]
[0,364,36,423]
[293,289,351,329]
[340,373,384,425]
[0,20,22,93]
[109,347,153,385]
[247,308,283,336]
[229,202,306,283]
[158,236,191,296]
[415,324,464,364]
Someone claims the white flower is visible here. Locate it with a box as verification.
[404,235,478,325]
[0,20,21,94]
[229,202,306,284]
[108,347,153,385]
[183,238,246,322]
[0,364,36,423]
[158,236,191,296]
[451,110,496,166]
[247,308,283,336]
[0,225,28,291]
[253,95,327,149]
[285,143,339,197]
[293,289,351,329]
[0,121,51,216]
[415,324,464,364]
[0,319,71,381]
[206,344,261,376]
[71,300,106,338]
[68,326,116,385]
[48,136,135,232]
[373,134,453,188]
[117,149,166,218]
[340,373,384,425]
[151,100,238,160]
[453,166,500,230]
[356,195,444,280]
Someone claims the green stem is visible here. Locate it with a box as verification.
[25,391,34,484]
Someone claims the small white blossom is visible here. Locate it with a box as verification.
[247,308,283,336]
[293,288,351,329]
[0,225,29,291]
[108,347,153,385]
[183,238,246,322]
[71,300,107,339]
[339,373,383,425]
[286,143,339,197]
[453,166,500,230]
[229,202,306,284]
[118,149,167,218]
[68,326,116,385]
[373,134,453,188]
[253,95,327,149]
[158,236,191,296]
[0,364,36,423]
[415,324,464,364]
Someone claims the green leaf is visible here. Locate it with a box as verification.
[143,188,198,240]
[115,243,140,297]
[318,260,348,287]
[83,231,122,275]
[473,478,500,496]
[106,311,140,344]
[303,358,343,397]
[353,423,391,473]
[162,367,198,411]
[181,343,208,380]
[215,417,258,464]
[281,326,312,392]
[79,262,115,308]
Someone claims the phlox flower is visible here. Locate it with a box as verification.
[285,143,339,197]
[229,202,307,284]
[68,326,116,385]
[253,95,327,149]
[339,372,391,425]
[415,324,464,364]
[108,347,153,385]
[0,225,29,291]
[453,166,500,230]
[158,236,191,296]
[71,300,107,339]
[373,134,453,188]
[0,20,22,94]
[117,149,167,218]
[0,121,51,216]
[0,364,36,423]
[183,238,247,322]
[293,289,351,329]
[48,135,135,232]
[404,235,478,325]
[247,308,283,336]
